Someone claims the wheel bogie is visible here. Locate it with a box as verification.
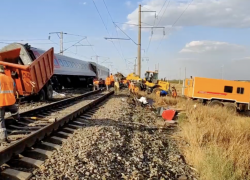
[38,89,46,101]
[46,84,53,100]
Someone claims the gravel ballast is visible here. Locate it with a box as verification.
[32,90,196,180]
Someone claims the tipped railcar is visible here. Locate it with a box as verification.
[0,43,110,100]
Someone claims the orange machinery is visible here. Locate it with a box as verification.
[182,77,250,111]
[0,47,54,100]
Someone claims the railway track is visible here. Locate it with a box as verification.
[15,88,91,114]
[0,89,114,180]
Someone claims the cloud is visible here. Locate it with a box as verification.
[176,57,198,62]
[125,1,132,7]
[179,41,246,54]
[127,0,250,28]
[125,0,250,39]
[80,2,87,5]
[176,40,250,67]
[232,57,250,62]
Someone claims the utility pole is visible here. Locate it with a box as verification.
[49,32,65,55]
[137,4,142,78]
[185,67,186,79]
[60,32,63,55]
[136,6,163,77]
[49,32,86,55]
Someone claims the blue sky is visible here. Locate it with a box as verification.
[1,0,250,80]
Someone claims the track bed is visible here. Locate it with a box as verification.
[0,90,113,179]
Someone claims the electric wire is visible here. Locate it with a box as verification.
[155,0,193,53]
[146,0,171,54]
[102,0,127,67]
[92,0,125,71]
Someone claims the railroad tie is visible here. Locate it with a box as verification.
[1,168,32,180]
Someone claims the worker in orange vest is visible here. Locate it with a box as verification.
[93,77,99,91]
[172,86,177,98]
[123,79,128,87]
[110,73,114,87]
[0,65,19,143]
[105,76,111,91]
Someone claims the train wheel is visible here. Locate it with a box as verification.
[46,84,53,100]
[38,89,46,101]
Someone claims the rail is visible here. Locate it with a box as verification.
[0,89,114,166]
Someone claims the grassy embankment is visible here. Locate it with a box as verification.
[139,84,250,180]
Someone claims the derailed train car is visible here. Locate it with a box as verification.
[0,43,110,99]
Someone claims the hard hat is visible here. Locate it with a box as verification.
[0,65,4,73]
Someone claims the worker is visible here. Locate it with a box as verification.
[172,86,177,98]
[123,79,127,88]
[129,80,135,94]
[0,65,19,143]
[93,77,99,91]
[114,76,120,95]
[99,78,103,88]
[105,75,111,91]
[128,80,132,92]
[110,73,114,87]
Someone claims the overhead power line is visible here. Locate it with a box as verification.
[92,0,126,71]
[92,0,110,35]
[146,0,171,54]
[113,23,138,45]
[155,0,193,53]
[102,0,126,66]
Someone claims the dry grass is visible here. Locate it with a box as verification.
[178,103,250,180]
[137,91,179,107]
[138,85,250,180]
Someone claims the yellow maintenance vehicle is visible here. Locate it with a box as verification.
[126,70,171,96]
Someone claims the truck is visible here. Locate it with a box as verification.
[0,47,54,101]
[182,77,250,111]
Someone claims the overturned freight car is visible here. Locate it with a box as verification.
[0,43,110,91]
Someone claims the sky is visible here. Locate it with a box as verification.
[0,0,250,80]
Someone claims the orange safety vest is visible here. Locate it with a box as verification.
[93,80,99,85]
[110,75,114,82]
[0,74,16,107]
[172,89,177,97]
[105,77,111,85]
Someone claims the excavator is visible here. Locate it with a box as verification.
[126,70,171,96]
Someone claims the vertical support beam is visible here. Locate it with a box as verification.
[60,32,63,55]
[185,67,186,79]
[137,4,141,78]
